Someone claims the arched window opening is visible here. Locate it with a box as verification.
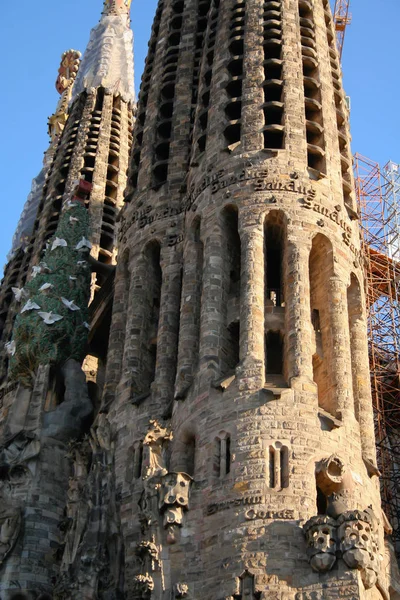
[264,212,285,307]
[316,485,327,515]
[267,443,289,490]
[269,446,276,488]
[222,206,241,373]
[309,234,335,416]
[266,330,283,375]
[190,217,203,367]
[174,433,196,478]
[214,432,232,479]
[144,241,162,389]
[134,442,144,480]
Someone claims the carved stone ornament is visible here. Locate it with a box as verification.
[316,455,346,497]
[174,582,189,598]
[136,539,160,573]
[303,515,337,573]
[337,509,380,589]
[159,472,192,543]
[133,573,155,598]
[0,480,22,566]
[143,420,173,480]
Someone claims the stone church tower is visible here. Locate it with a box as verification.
[0,0,399,599]
[108,0,399,598]
[0,0,134,597]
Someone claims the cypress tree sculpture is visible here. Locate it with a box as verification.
[7,183,92,388]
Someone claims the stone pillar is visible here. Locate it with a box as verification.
[285,238,313,382]
[239,225,265,386]
[329,275,354,419]
[119,254,148,402]
[153,246,182,411]
[349,307,377,464]
[175,234,203,399]
[199,224,225,377]
[241,0,264,152]
[102,254,130,410]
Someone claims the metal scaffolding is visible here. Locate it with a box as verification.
[354,153,400,552]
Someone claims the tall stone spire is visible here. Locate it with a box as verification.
[72,0,134,103]
[103,0,132,16]
[0,0,135,596]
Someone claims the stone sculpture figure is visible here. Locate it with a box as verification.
[0,480,22,566]
[143,420,173,480]
[132,573,155,599]
[60,440,91,572]
[303,515,337,573]
[55,414,124,599]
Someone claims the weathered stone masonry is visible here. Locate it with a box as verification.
[1,0,400,599]
[108,0,396,598]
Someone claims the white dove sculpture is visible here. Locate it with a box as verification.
[61,297,80,311]
[75,237,92,251]
[12,287,27,302]
[5,341,16,356]
[38,312,64,325]
[51,238,68,251]
[21,300,41,313]
[69,216,80,224]
[39,283,54,293]
[31,265,42,278]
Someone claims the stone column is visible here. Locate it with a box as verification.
[175,234,203,399]
[199,224,226,377]
[349,305,377,464]
[241,0,264,152]
[153,246,182,412]
[285,238,313,383]
[329,275,354,419]
[102,254,130,410]
[238,224,265,387]
[119,253,148,403]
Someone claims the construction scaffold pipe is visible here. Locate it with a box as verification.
[354,153,400,557]
[333,0,352,59]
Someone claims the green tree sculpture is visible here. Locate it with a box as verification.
[8,200,92,388]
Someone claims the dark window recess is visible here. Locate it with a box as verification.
[298,1,326,174]
[152,0,184,187]
[263,0,285,149]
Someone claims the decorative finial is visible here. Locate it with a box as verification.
[48,50,81,142]
[103,0,132,16]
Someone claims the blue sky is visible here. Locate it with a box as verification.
[0,0,399,273]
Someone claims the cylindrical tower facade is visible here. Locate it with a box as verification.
[109,0,390,598]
